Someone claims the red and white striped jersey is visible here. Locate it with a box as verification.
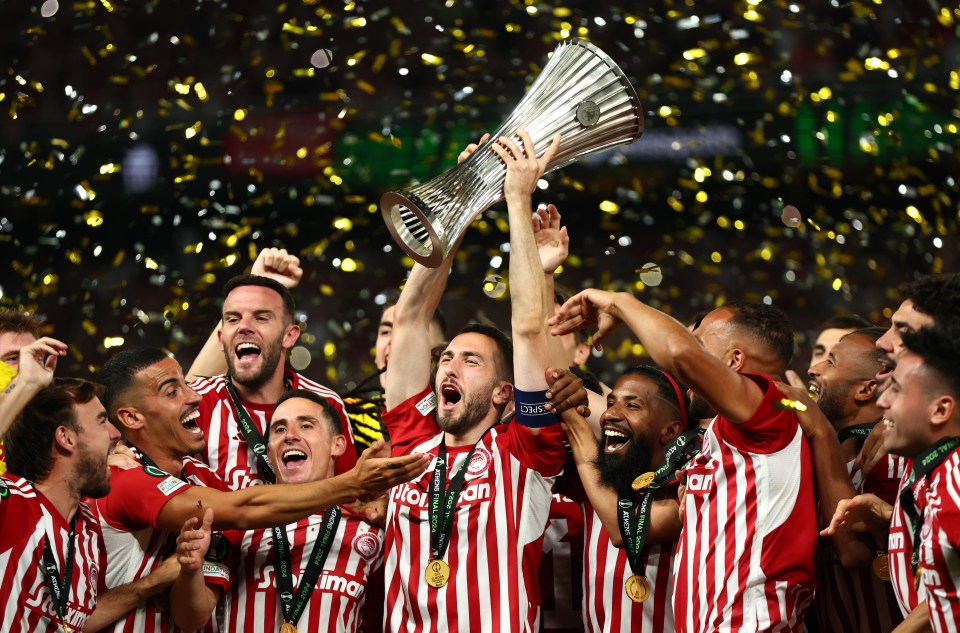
[0,474,106,633]
[581,499,675,633]
[191,371,354,490]
[815,453,907,632]
[90,456,236,633]
[383,388,567,633]
[889,458,922,617]
[673,374,817,633]
[917,447,960,632]
[538,493,584,633]
[223,509,382,632]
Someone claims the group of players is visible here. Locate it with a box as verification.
[1,130,958,633]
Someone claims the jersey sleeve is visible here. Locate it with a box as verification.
[101,466,193,531]
[201,528,242,592]
[383,387,442,456]
[498,419,567,476]
[714,373,800,454]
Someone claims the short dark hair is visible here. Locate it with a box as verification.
[620,365,693,429]
[902,323,960,398]
[100,348,171,417]
[223,275,297,324]
[0,309,42,338]
[5,379,103,482]
[900,273,960,330]
[839,327,888,372]
[569,365,602,395]
[273,389,342,435]
[381,288,447,340]
[723,300,795,370]
[458,322,514,383]
[817,314,873,333]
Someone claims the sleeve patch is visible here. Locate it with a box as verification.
[156,476,188,496]
[202,561,231,582]
[415,391,437,416]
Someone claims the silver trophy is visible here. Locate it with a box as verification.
[381,38,644,267]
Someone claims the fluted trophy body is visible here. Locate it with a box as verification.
[381,38,644,267]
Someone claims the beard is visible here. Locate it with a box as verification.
[816,384,849,426]
[225,338,284,390]
[687,392,716,423]
[435,380,496,438]
[75,446,111,499]
[594,434,655,495]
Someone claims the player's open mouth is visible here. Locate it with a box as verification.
[281,449,309,471]
[808,381,821,400]
[876,358,894,381]
[440,382,462,410]
[602,424,632,455]
[235,342,262,365]
[180,409,203,438]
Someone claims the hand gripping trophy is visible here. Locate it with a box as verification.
[381,38,645,267]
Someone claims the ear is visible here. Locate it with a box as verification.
[930,395,957,431]
[728,348,745,371]
[217,326,225,352]
[281,323,301,350]
[660,419,682,446]
[115,406,146,432]
[331,434,347,458]
[492,381,513,408]
[853,379,878,404]
[54,425,78,454]
[573,342,591,366]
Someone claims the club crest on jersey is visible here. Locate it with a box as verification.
[415,392,437,416]
[352,531,382,561]
[466,446,492,478]
[90,563,99,590]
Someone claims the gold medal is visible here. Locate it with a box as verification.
[61,623,73,633]
[624,574,651,603]
[425,559,451,588]
[872,553,891,581]
[631,472,656,491]
[915,563,923,591]
[279,623,298,633]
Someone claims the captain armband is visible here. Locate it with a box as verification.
[513,388,560,428]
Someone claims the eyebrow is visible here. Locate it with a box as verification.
[270,415,320,430]
[157,377,180,393]
[892,319,913,331]
[379,320,393,329]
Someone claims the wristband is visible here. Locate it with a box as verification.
[513,388,560,427]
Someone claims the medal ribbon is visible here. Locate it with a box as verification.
[837,422,876,444]
[428,432,490,562]
[224,380,276,483]
[898,435,960,578]
[617,429,702,575]
[37,490,78,628]
[273,506,342,627]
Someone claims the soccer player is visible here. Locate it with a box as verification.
[187,248,357,489]
[551,294,818,631]
[807,328,906,631]
[223,389,386,632]
[92,347,428,632]
[382,130,572,632]
[556,365,695,632]
[880,323,960,631]
[824,273,960,630]
[785,314,872,389]
[0,379,118,631]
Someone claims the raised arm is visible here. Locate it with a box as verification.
[186,247,303,381]
[550,290,764,424]
[493,130,560,392]
[157,441,428,531]
[169,507,221,632]
[0,337,66,437]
